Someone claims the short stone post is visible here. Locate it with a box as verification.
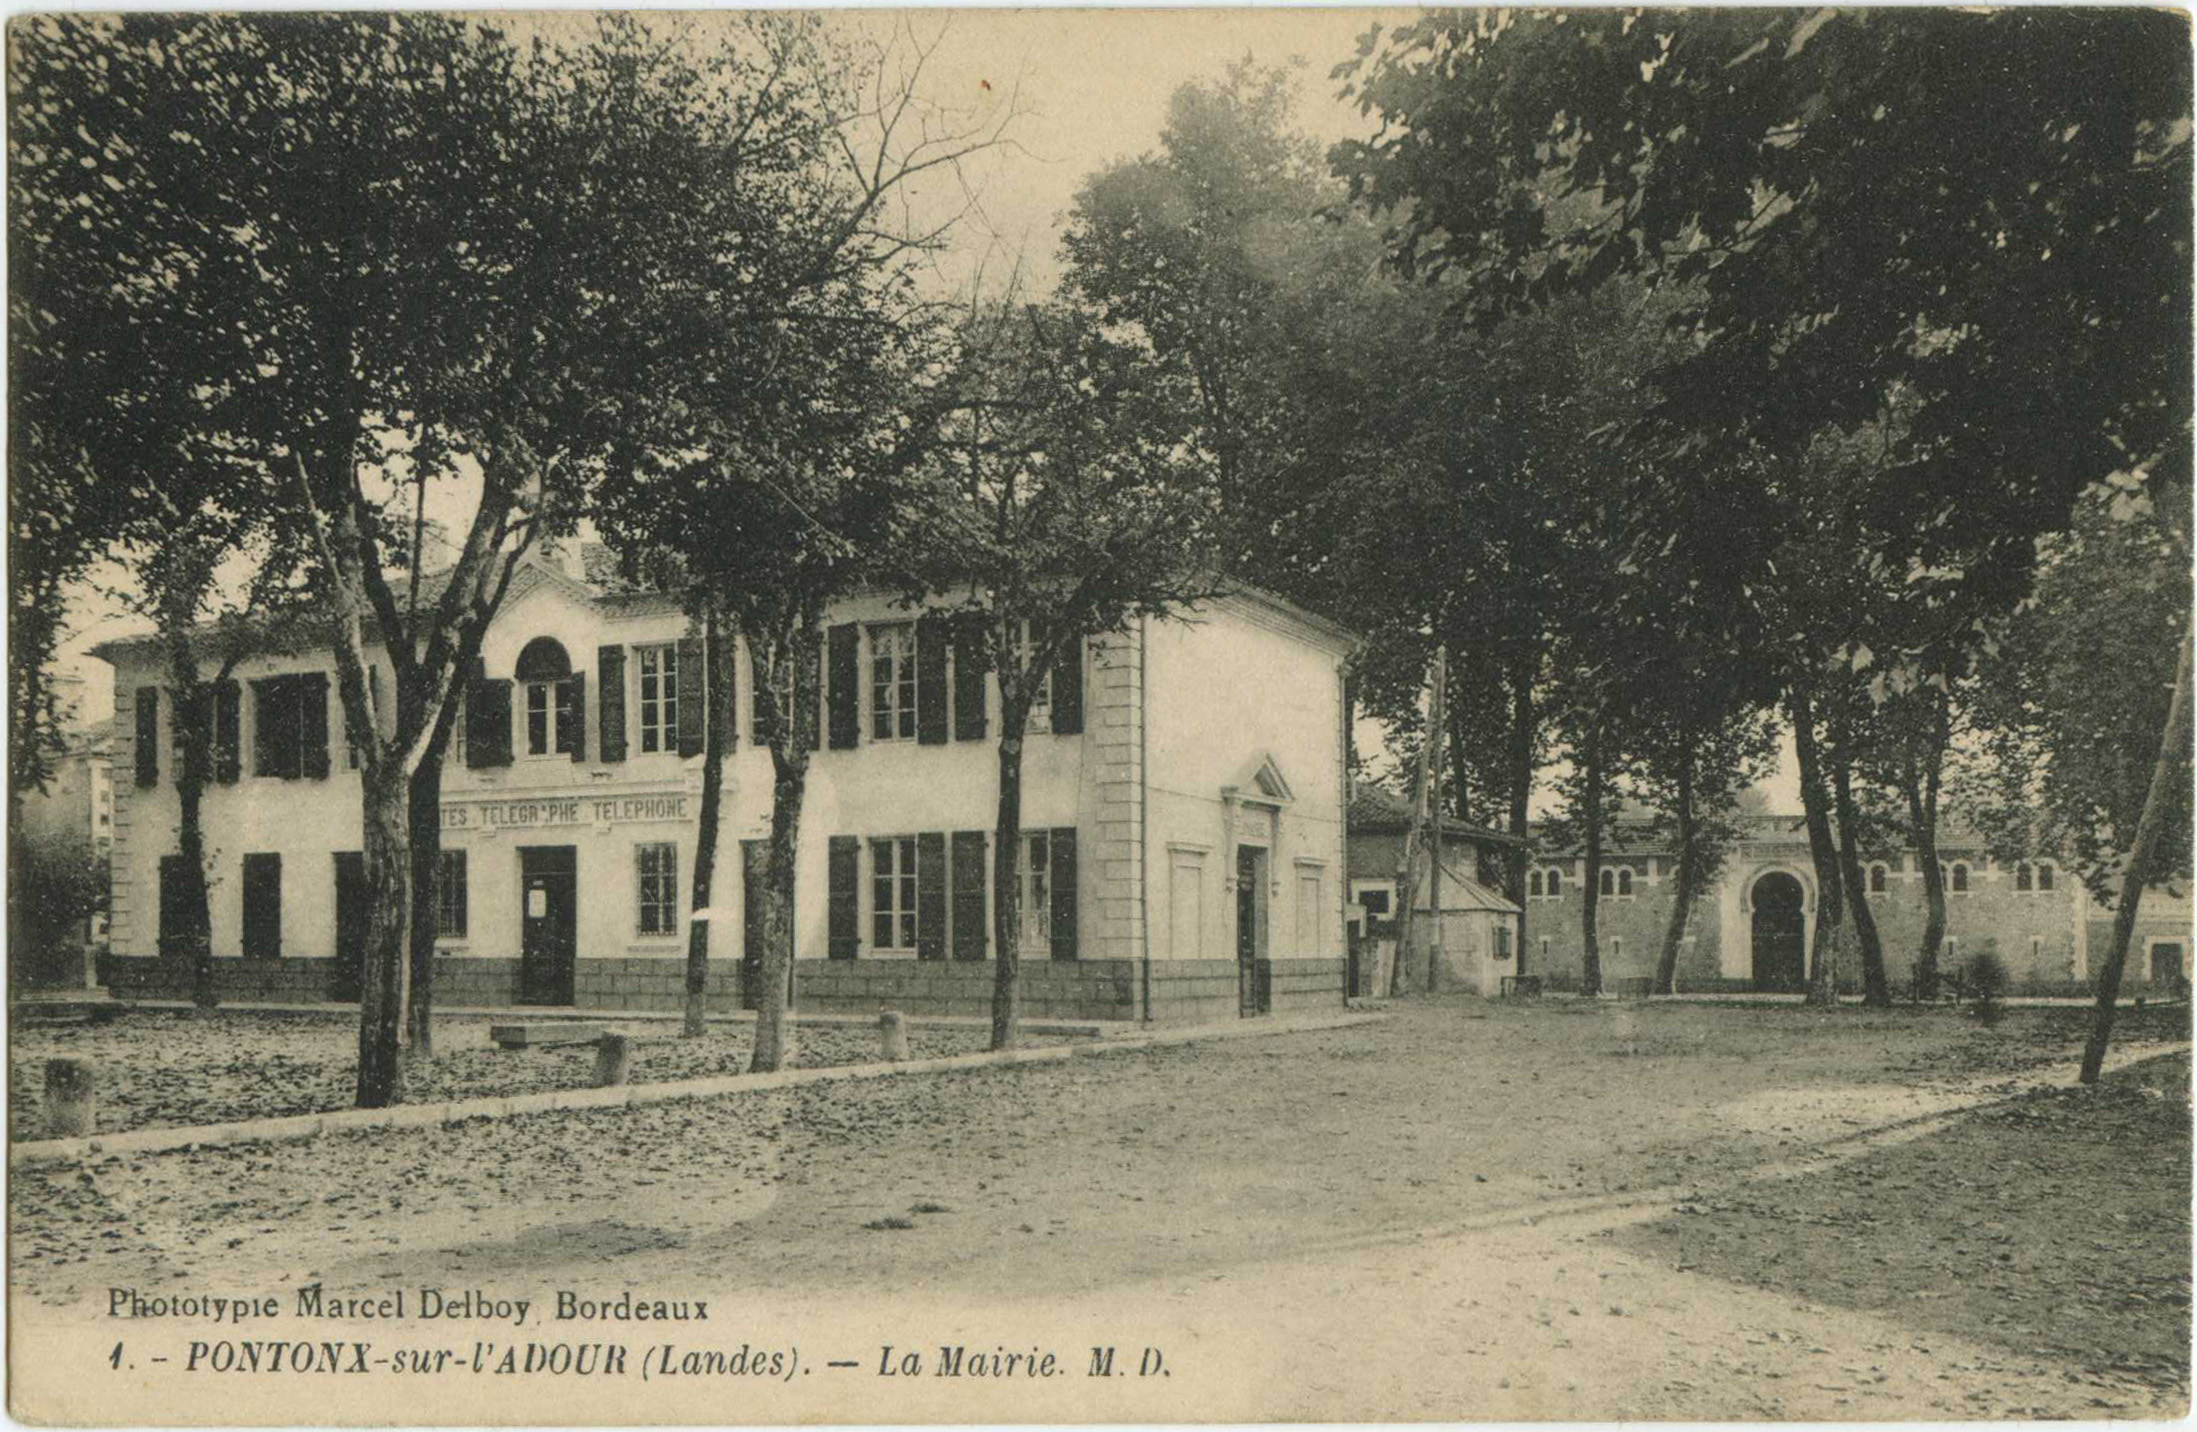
[879,1009,910,1062]
[43,1057,97,1139]
[591,1033,632,1088]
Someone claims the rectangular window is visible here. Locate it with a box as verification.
[253,677,310,779]
[869,623,918,741]
[1014,621,1054,731]
[1019,832,1052,954]
[637,643,679,754]
[526,682,555,756]
[1494,925,1514,960]
[871,836,918,951]
[636,842,678,936]
[436,850,468,938]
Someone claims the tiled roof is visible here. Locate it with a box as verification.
[1348,783,1521,847]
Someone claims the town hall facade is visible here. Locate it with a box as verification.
[94,548,1357,1024]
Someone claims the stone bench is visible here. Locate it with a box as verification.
[489,1022,617,1050]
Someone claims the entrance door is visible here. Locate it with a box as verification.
[331,852,367,1003]
[518,846,578,1006]
[2151,942,2185,986]
[1236,845,1269,1017]
[1751,872,1807,992]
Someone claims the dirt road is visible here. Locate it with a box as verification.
[12,998,2189,1421]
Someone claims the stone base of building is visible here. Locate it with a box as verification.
[97,953,1350,1024]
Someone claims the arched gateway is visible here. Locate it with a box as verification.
[1750,872,1808,992]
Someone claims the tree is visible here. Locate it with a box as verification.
[594,17,1017,1063]
[1956,483,2194,1077]
[119,513,309,1010]
[19,15,769,1103]
[1338,8,2191,1025]
[915,300,1218,1049]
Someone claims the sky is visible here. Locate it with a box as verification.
[39,6,1802,814]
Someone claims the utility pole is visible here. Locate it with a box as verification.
[1426,649,1448,993]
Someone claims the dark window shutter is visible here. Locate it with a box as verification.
[826,623,859,749]
[808,639,824,751]
[675,634,705,757]
[1049,826,1078,960]
[559,671,586,760]
[157,855,191,954]
[251,679,284,778]
[241,852,282,959]
[213,681,241,784]
[952,831,988,962]
[827,835,859,960]
[597,645,627,762]
[1051,635,1085,735]
[134,686,159,787]
[741,839,769,973]
[468,667,513,769]
[916,616,949,745]
[299,673,331,779]
[953,615,990,741]
[916,831,947,960]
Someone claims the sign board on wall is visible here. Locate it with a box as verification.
[442,793,689,831]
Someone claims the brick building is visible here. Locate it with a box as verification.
[92,548,1356,1023]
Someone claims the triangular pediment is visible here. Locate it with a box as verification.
[1231,751,1295,807]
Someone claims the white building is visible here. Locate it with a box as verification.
[93,549,1356,1022]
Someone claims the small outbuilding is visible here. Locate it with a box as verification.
[1346,786,1523,996]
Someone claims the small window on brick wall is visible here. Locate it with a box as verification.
[636,842,678,936]
[437,850,468,938]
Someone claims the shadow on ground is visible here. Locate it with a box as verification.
[1620,1047,2192,1403]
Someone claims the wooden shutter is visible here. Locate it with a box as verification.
[916,616,949,745]
[134,686,159,787]
[596,645,627,762]
[299,673,331,779]
[826,623,859,749]
[558,671,586,760]
[807,638,824,751]
[675,634,705,757]
[240,852,282,959]
[1049,826,1078,961]
[1051,635,1085,735]
[251,679,283,778]
[952,831,988,962]
[467,661,512,769]
[213,681,242,785]
[953,615,989,741]
[827,835,859,960]
[916,831,947,960]
[157,855,191,955]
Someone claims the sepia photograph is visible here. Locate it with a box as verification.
[6,5,2192,1424]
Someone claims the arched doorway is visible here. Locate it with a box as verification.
[1751,872,1808,992]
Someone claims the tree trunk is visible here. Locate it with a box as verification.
[1580,709,1605,998]
[749,618,818,1075]
[1830,733,1891,1007]
[1903,689,1951,993]
[405,752,443,1055]
[1788,684,1844,1007]
[683,607,732,1038]
[2080,612,2194,1083]
[1652,752,1695,995]
[1506,655,1535,974]
[355,763,411,1107]
[990,714,1030,1050]
[160,621,218,1012]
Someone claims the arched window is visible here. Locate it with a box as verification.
[1617,866,1634,898]
[1951,861,1971,894]
[2036,861,2056,892]
[514,637,577,758]
[2015,861,2033,892]
[1529,870,1544,899]
[1546,868,1562,898]
[1599,867,1616,898]
[1868,862,1889,894]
